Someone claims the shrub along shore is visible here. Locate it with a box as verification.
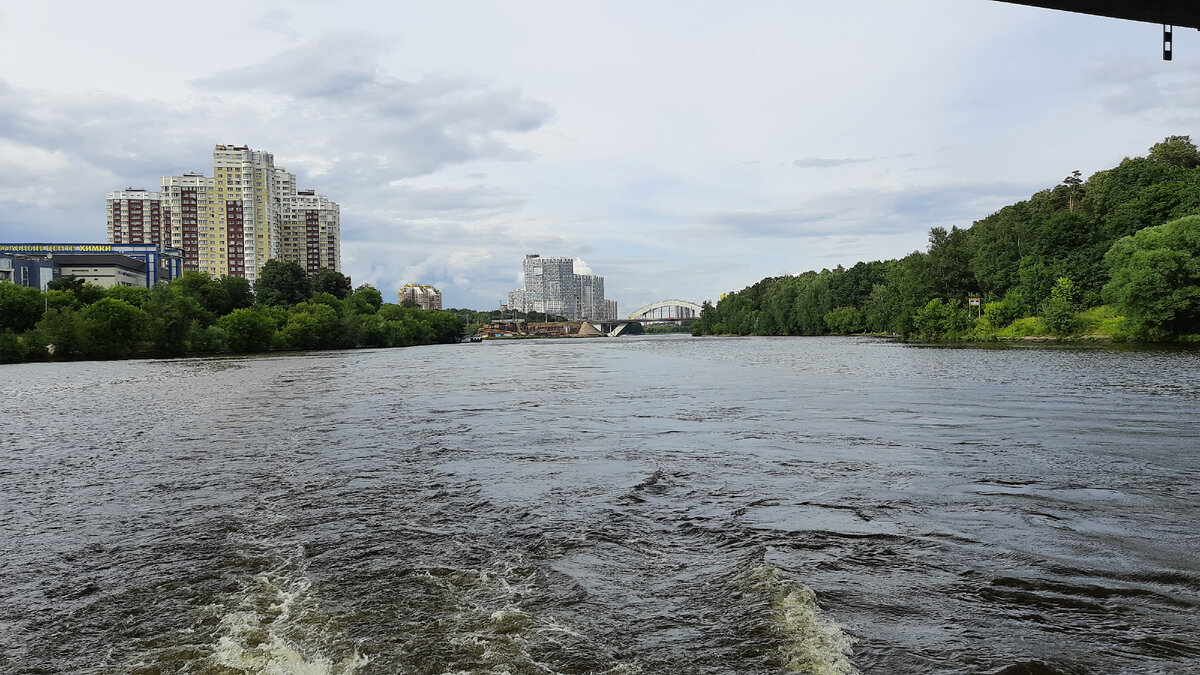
[0,260,464,364]
[692,137,1200,343]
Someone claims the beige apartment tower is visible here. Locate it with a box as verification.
[107,144,340,281]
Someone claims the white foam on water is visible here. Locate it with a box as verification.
[744,565,859,675]
[209,545,368,674]
[419,558,642,675]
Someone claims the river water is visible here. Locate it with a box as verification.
[1,335,1198,674]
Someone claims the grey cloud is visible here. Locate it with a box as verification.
[0,83,208,182]
[191,34,389,98]
[793,157,870,168]
[695,180,1032,240]
[251,8,300,40]
[192,38,552,161]
[793,153,915,169]
[1083,58,1200,117]
[698,207,835,237]
[382,184,527,217]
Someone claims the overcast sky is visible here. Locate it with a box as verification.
[1,1,1198,312]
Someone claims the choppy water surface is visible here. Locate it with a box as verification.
[2,336,1198,674]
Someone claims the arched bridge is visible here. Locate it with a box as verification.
[628,299,704,321]
[583,299,704,336]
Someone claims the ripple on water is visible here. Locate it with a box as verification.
[1,337,1198,674]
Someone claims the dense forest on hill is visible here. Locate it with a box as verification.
[692,136,1200,342]
[0,261,464,363]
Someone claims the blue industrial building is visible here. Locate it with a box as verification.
[0,254,58,290]
[0,243,183,289]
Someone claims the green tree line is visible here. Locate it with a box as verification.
[693,136,1200,342]
[0,260,464,363]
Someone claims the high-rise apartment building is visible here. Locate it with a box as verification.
[510,254,614,320]
[521,254,578,318]
[282,190,340,275]
[400,283,442,310]
[506,289,527,312]
[577,274,606,320]
[212,144,281,282]
[107,144,340,281]
[106,189,165,247]
[160,173,214,273]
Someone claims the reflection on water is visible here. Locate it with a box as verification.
[1,336,1197,674]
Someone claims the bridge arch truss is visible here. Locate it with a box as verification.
[628,299,704,321]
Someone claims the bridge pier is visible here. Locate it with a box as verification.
[585,320,634,336]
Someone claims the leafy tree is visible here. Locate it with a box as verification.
[1147,135,1200,169]
[982,300,1020,330]
[218,307,277,352]
[172,271,229,319]
[43,276,103,305]
[144,285,206,356]
[823,306,864,334]
[46,275,84,293]
[1016,257,1058,316]
[377,305,439,345]
[862,283,898,333]
[925,226,977,300]
[423,310,465,343]
[1102,215,1200,339]
[395,315,436,345]
[37,308,88,359]
[76,283,106,306]
[255,260,311,306]
[351,284,383,313]
[43,289,79,312]
[104,285,150,307]
[80,298,148,359]
[1042,277,1081,336]
[188,322,227,353]
[310,292,344,315]
[968,202,1030,299]
[277,302,341,350]
[0,331,21,363]
[310,269,352,299]
[1063,170,1083,213]
[346,286,381,315]
[220,275,255,310]
[758,276,798,334]
[912,299,970,340]
[692,301,716,335]
[0,283,44,333]
[883,252,932,336]
[359,314,391,347]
